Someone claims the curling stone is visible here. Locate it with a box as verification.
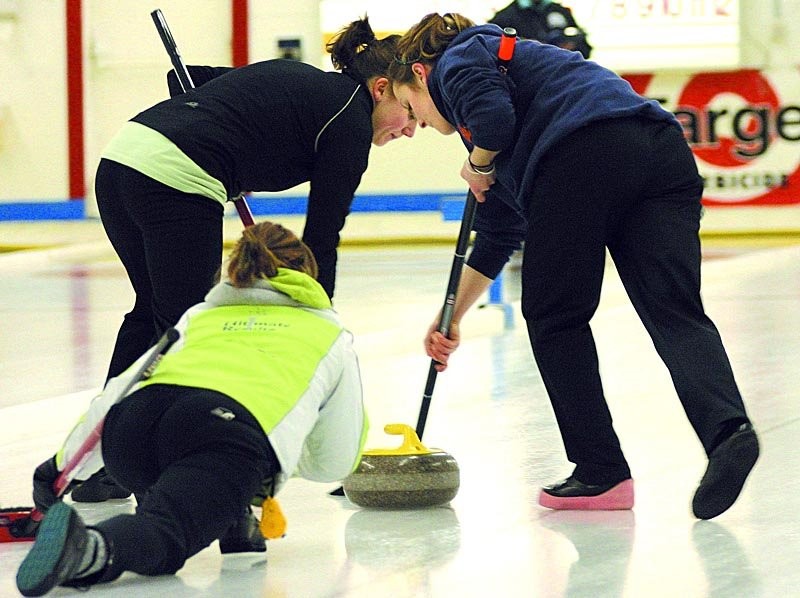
[343,424,459,509]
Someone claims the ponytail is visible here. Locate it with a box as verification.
[388,13,475,84]
[227,221,318,287]
[327,16,399,84]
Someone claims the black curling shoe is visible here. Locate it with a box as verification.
[70,469,132,503]
[692,422,759,520]
[219,507,267,554]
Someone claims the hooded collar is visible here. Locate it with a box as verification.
[205,268,332,310]
[266,268,332,309]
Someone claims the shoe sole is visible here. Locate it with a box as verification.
[71,492,132,503]
[16,502,85,597]
[538,479,634,510]
[692,428,759,520]
[219,539,267,554]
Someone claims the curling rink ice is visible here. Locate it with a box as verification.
[1,217,799,598]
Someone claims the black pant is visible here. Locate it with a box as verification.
[521,117,749,484]
[95,384,277,580]
[95,159,224,380]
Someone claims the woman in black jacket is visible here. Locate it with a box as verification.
[75,17,414,503]
[97,16,415,383]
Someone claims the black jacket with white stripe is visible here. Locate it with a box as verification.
[132,60,374,297]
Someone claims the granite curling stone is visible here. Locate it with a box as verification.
[343,424,460,508]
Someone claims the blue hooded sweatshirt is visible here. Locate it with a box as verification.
[428,24,681,278]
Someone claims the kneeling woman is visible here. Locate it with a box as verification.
[17,221,367,597]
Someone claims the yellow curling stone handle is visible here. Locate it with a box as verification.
[362,423,438,456]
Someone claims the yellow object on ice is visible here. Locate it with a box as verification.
[259,496,287,539]
[361,423,436,456]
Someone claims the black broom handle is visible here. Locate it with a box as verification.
[151,9,195,92]
[150,9,255,227]
[415,28,516,439]
[415,190,478,439]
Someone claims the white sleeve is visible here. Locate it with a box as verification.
[57,340,175,480]
[57,387,117,481]
[295,331,367,482]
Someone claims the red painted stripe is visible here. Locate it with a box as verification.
[66,0,84,199]
[231,0,249,67]
[620,73,654,96]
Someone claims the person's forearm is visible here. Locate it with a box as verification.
[468,146,499,169]
[452,265,493,323]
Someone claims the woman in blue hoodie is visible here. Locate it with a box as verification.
[389,13,758,520]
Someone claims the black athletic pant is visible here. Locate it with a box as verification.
[95,159,224,381]
[95,385,277,580]
[520,117,749,485]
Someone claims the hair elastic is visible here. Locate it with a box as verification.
[393,54,420,65]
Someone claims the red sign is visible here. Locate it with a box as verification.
[623,69,800,205]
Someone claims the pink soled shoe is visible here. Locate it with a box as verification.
[538,477,634,510]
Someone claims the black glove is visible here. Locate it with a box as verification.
[32,456,62,513]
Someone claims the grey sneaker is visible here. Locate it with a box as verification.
[16,502,88,597]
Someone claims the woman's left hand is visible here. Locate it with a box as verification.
[461,158,497,202]
[425,319,460,372]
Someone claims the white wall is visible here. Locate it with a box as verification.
[740,0,800,68]
[0,1,67,200]
[1,1,800,216]
[83,0,231,215]
[250,0,321,67]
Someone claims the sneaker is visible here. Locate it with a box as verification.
[16,502,88,597]
[70,469,132,503]
[218,507,266,554]
[539,476,634,510]
[692,422,759,520]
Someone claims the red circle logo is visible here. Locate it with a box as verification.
[678,70,780,168]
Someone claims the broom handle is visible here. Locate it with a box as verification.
[30,328,180,522]
[415,191,478,439]
[55,327,179,493]
[150,8,255,228]
[414,29,516,440]
[332,32,517,497]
